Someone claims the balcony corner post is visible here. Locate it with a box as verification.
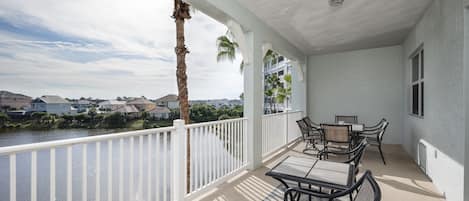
[172,119,187,201]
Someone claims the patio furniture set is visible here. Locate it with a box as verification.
[266,115,389,201]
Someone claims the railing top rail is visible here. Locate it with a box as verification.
[185,117,247,128]
[0,126,175,155]
[262,110,302,118]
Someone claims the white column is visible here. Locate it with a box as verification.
[291,60,307,115]
[243,31,263,170]
[172,119,187,201]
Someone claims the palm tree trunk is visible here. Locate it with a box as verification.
[173,0,191,193]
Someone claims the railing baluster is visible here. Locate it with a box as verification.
[50,148,56,201]
[207,125,212,184]
[225,122,229,174]
[198,126,202,189]
[163,132,167,201]
[67,146,72,201]
[82,144,87,201]
[107,140,113,201]
[218,123,222,177]
[147,134,152,201]
[119,139,124,201]
[230,121,234,172]
[244,119,248,164]
[155,133,160,198]
[235,121,238,169]
[96,142,101,201]
[129,137,134,201]
[31,151,37,201]
[189,128,193,193]
[138,136,143,200]
[204,126,208,186]
[211,124,215,182]
[214,124,218,181]
[227,122,231,173]
[10,154,16,201]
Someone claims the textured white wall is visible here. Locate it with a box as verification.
[464,6,469,201]
[403,0,465,200]
[307,46,405,144]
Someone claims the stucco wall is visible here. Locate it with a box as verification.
[403,0,465,200]
[307,46,404,144]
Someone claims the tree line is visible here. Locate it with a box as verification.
[0,104,243,130]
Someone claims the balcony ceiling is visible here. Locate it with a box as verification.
[235,0,432,55]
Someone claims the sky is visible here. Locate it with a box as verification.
[0,0,243,100]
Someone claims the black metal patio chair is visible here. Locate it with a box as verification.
[320,124,353,159]
[296,119,322,153]
[283,170,381,201]
[359,121,389,165]
[364,118,386,131]
[319,139,369,177]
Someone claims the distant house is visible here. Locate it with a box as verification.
[127,97,156,112]
[114,105,139,114]
[148,106,171,119]
[189,99,243,108]
[30,95,76,115]
[0,90,32,111]
[155,94,179,109]
[71,100,92,113]
[98,100,126,112]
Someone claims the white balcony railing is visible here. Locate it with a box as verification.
[185,118,248,198]
[262,111,303,158]
[0,126,176,201]
[0,113,301,201]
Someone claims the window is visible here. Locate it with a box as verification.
[410,47,424,117]
[278,56,284,63]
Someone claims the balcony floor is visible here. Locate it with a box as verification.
[194,142,446,201]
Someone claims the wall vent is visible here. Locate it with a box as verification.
[418,142,427,174]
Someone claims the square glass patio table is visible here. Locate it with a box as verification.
[266,155,354,190]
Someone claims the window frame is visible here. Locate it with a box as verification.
[409,45,425,118]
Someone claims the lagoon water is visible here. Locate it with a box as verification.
[0,129,238,201]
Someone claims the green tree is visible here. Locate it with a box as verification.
[104,112,126,128]
[218,114,231,120]
[265,74,282,113]
[216,35,280,74]
[190,104,217,123]
[88,107,98,124]
[216,35,244,72]
[0,112,9,127]
[276,74,292,106]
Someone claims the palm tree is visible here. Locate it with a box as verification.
[216,33,280,73]
[216,35,244,72]
[172,0,191,192]
[276,74,292,109]
[263,49,279,64]
[265,74,281,113]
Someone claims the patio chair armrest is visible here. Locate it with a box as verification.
[359,130,380,135]
[318,149,353,160]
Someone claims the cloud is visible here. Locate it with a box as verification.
[0,0,243,100]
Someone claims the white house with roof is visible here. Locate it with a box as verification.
[148,106,171,119]
[98,100,126,112]
[30,95,76,115]
[155,94,179,109]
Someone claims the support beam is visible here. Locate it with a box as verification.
[243,31,263,170]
